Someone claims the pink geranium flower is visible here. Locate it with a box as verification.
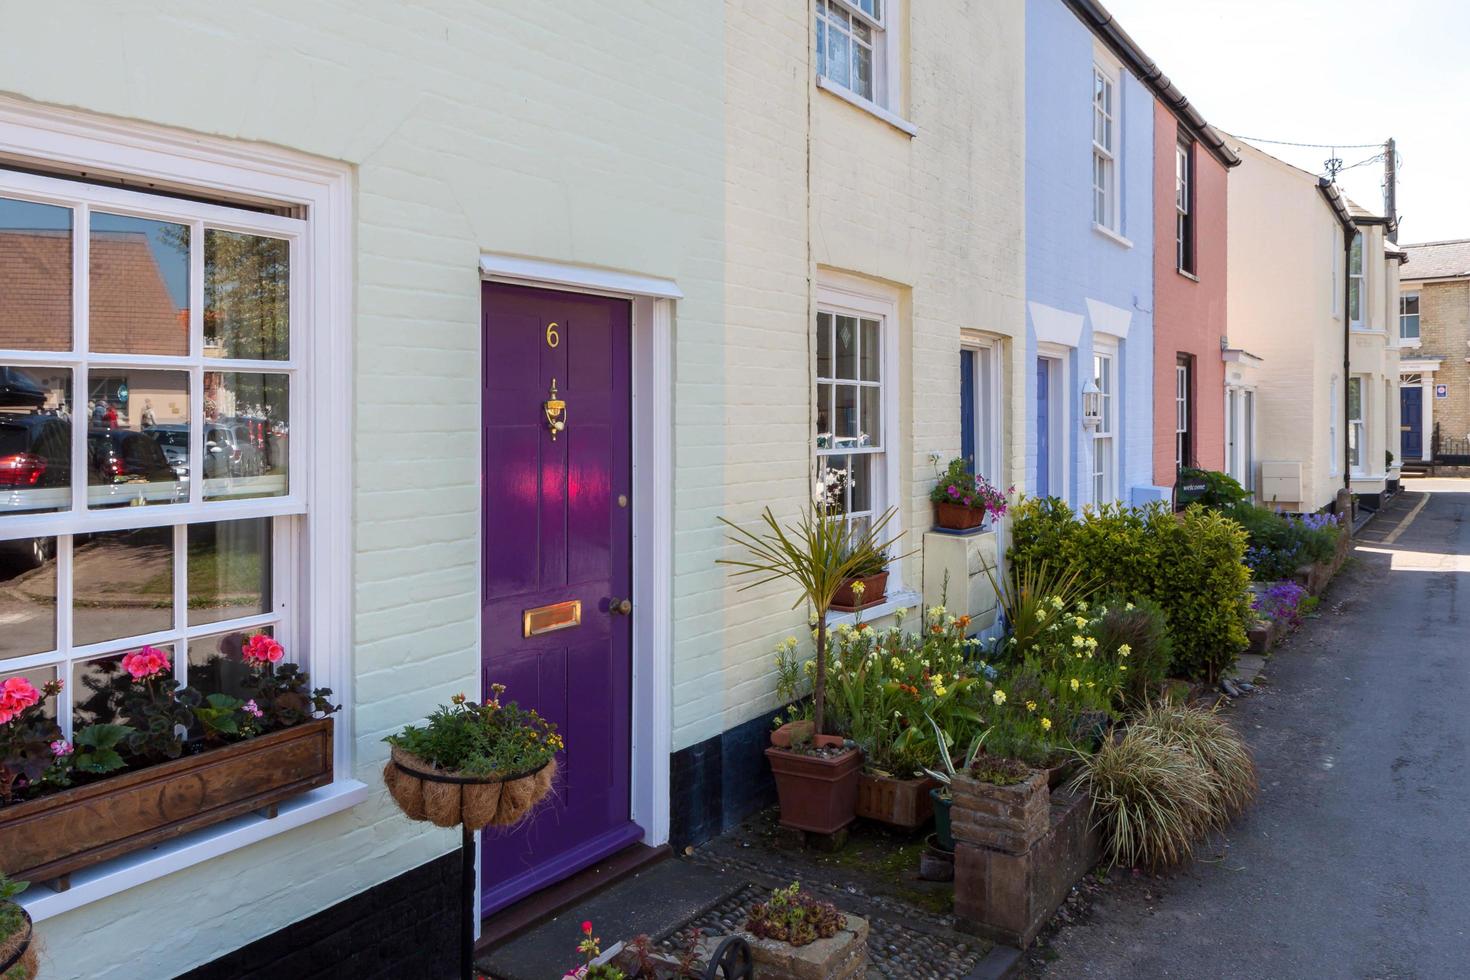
[1,676,40,711]
[241,633,285,667]
[51,739,73,757]
[243,699,263,719]
[121,646,172,681]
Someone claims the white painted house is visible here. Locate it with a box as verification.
[0,3,1030,976]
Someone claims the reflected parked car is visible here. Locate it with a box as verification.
[207,422,263,477]
[0,412,69,566]
[144,423,192,480]
[88,428,180,494]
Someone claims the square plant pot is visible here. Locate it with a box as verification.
[765,745,862,835]
[855,772,939,830]
[742,913,870,980]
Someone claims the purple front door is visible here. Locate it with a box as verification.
[480,282,639,916]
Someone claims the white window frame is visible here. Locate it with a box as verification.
[960,332,1004,487]
[1400,290,1421,345]
[1174,360,1190,470]
[1091,60,1120,234]
[1175,141,1193,274]
[815,0,904,120]
[1347,375,1366,474]
[1035,344,1072,504]
[815,277,902,590]
[1348,231,1365,328]
[1090,340,1119,505]
[0,98,359,922]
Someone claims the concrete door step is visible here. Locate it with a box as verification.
[1233,653,1267,683]
[477,858,742,980]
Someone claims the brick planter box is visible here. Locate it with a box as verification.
[742,914,869,980]
[953,786,1099,948]
[950,769,1050,855]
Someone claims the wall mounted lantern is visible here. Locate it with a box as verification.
[1081,380,1102,431]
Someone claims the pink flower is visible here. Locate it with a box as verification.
[947,485,960,498]
[241,633,285,667]
[581,921,593,935]
[0,706,14,725]
[243,699,263,719]
[50,739,73,757]
[121,646,171,680]
[1,677,40,711]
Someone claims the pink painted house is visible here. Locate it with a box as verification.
[1153,99,1234,487]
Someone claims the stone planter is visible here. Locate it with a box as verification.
[830,571,889,611]
[950,769,1050,855]
[765,745,862,834]
[855,772,938,829]
[742,914,870,980]
[934,501,986,531]
[0,718,334,885]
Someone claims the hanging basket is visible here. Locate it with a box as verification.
[383,746,556,832]
[0,907,36,980]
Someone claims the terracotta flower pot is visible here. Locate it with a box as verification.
[765,744,862,834]
[830,571,889,611]
[934,501,986,530]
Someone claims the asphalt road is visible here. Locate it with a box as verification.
[1035,479,1470,980]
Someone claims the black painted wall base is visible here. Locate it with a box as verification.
[180,850,460,980]
[669,704,786,848]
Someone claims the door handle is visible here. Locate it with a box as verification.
[609,598,632,616]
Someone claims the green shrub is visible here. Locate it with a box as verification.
[1132,702,1257,823]
[1093,597,1173,706]
[1008,498,1251,682]
[1069,728,1219,870]
[1222,503,1339,581]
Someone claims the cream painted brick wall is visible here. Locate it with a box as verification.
[0,2,724,977]
[675,0,1027,749]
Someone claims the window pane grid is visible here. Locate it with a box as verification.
[817,0,881,102]
[816,305,884,528]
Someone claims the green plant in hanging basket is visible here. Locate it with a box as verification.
[383,688,562,831]
[0,872,35,980]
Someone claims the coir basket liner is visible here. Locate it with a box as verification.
[383,746,555,832]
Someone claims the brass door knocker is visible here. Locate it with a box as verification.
[544,378,566,440]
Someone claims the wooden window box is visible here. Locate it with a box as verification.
[0,718,334,886]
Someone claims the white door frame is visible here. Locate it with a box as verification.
[1036,342,1072,504]
[479,254,675,853]
[1399,361,1439,461]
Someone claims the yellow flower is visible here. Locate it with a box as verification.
[1073,616,1088,629]
[890,657,904,671]
[933,685,948,697]
[1041,717,1053,732]
[1124,602,1135,612]
[1087,680,1095,688]
[850,580,866,597]
[992,689,1007,706]
[932,673,945,687]
[1118,643,1131,658]
[1086,637,1099,650]
[1025,700,1037,713]
[1049,596,1065,610]
[1069,678,1080,692]
[1119,664,1128,672]
[1072,635,1086,648]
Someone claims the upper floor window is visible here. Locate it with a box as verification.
[1400,291,1421,341]
[1092,65,1118,231]
[816,0,887,106]
[1348,231,1364,327]
[1175,141,1195,274]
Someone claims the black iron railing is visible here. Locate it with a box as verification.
[1432,422,1470,464]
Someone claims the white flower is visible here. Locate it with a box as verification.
[927,605,947,620]
[1124,602,1135,612]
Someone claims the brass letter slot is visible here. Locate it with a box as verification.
[523,600,582,638]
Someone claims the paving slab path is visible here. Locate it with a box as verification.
[1031,480,1470,980]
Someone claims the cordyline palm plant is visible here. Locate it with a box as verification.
[983,557,1098,658]
[718,506,907,737]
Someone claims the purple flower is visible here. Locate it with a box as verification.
[243,699,264,719]
[947,485,960,498]
[50,739,73,757]
[962,497,973,508]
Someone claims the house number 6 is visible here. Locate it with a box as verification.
[546,322,560,349]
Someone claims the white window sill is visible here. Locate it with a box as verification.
[1177,268,1200,283]
[826,588,922,628]
[1399,339,1422,349]
[1092,223,1133,249]
[815,76,917,137]
[19,779,369,922]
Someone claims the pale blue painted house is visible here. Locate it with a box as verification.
[1024,0,1164,507]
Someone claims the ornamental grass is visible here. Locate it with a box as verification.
[1131,702,1258,824]
[1070,727,1220,870]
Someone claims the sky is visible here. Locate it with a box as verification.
[1100,0,1470,245]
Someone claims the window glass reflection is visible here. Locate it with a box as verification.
[187,626,273,704]
[0,365,72,516]
[0,537,57,660]
[87,369,188,508]
[89,212,189,357]
[0,196,73,351]
[205,230,289,361]
[73,645,173,728]
[72,526,174,647]
[188,518,271,626]
[203,372,288,500]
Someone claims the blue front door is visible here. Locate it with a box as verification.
[1401,386,1423,460]
[1036,357,1050,497]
